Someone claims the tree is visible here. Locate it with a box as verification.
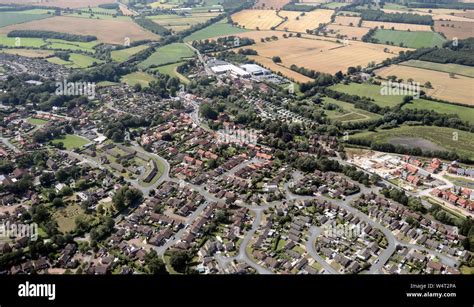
[169,250,191,273]
[113,186,143,211]
[272,56,282,63]
[200,103,218,120]
[144,250,168,274]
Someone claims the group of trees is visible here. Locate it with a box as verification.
[7,30,97,42]
[380,188,426,213]
[112,186,144,212]
[358,9,433,25]
[191,36,254,53]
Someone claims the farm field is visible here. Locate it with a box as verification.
[138,43,194,68]
[402,99,474,125]
[231,9,283,30]
[248,55,313,83]
[361,21,432,32]
[0,16,159,44]
[350,126,474,159]
[277,9,334,32]
[0,35,45,47]
[323,97,382,123]
[0,0,115,9]
[0,11,51,28]
[330,82,408,108]
[333,15,361,26]
[322,2,348,9]
[434,20,474,39]
[376,65,474,106]
[325,24,370,40]
[152,62,190,84]
[236,35,408,75]
[44,39,99,52]
[0,48,53,58]
[371,29,446,48]
[400,60,474,78]
[184,19,248,42]
[254,0,290,9]
[382,8,474,22]
[52,134,90,150]
[148,12,220,32]
[47,53,102,68]
[120,72,157,87]
[111,44,149,62]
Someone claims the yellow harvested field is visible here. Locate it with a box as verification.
[0,0,113,8]
[325,24,370,40]
[361,21,432,31]
[254,0,291,10]
[454,10,474,19]
[248,55,314,83]
[334,15,361,26]
[434,20,474,39]
[376,65,474,106]
[278,9,334,32]
[232,9,283,30]
[235,36,408,75]
[0,16,159,45]
[0,48,53,58]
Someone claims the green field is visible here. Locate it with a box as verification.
[0,12,51,27]
[47,53,102,68]
[52,134,90,149]
[330,83,407,107]
[148,12,218,32]
[323,97,381,122]
[351,126,474,159]
[111,44,149,62]
[27,117,49,125]
[403,100,474,125]
[322,2,348,9]
[400,60,474,78]
[372,29,446,48]
[121,71,157,87]
[0,35,45,47]
[183,19,248,42]
[152,61,190,83]
[138,43,194,68]
[45,39,99,52]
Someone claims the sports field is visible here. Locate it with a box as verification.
[372,29,446,48]
[52,134,90,150]
[138,43,194,68]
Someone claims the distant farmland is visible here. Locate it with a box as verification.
[0,12,51,28]
[371,29,446,48]
[231,9,284,30]
[231,33,408,76]
[184,20,248,42]
[138,43,194,68]
[376,64,474,106]
[0,16,159,44]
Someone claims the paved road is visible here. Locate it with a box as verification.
[0,137,20,153]
[306,226,339,274]
[186,43,214,76]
